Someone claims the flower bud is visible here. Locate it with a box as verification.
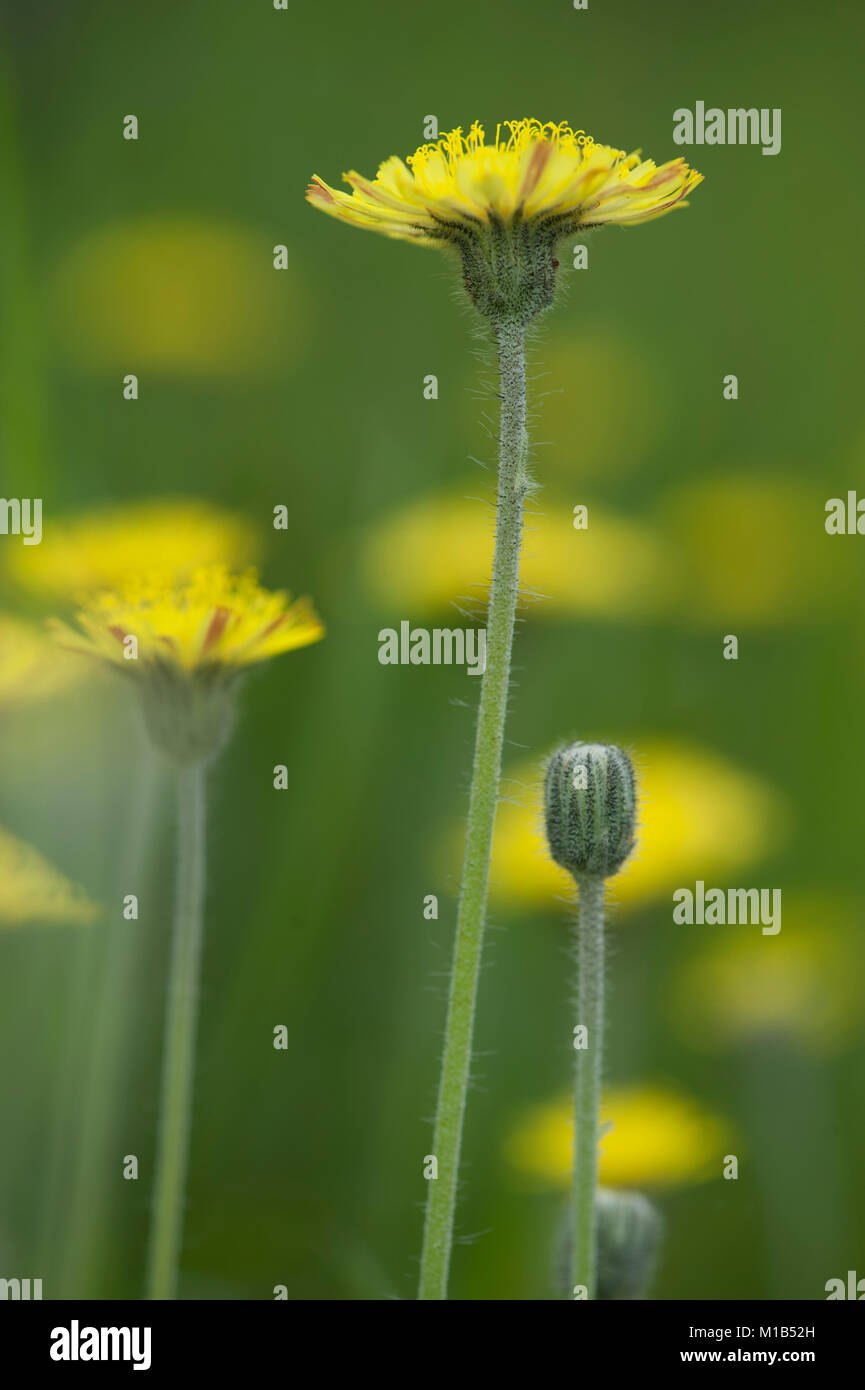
[544,741,636,880]
[556,1186,662,1299]
[595,1187,662,1300]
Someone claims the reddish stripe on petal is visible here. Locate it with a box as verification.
[108,625,127,644]
[307,178,335,204]
[343,172,417,213]
[203,606,232,653]
[521,139,553,199]
[640,162,686,191]
[257,613,291,641]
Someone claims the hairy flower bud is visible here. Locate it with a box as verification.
[595,1187,662,1301]
[544,741,636,880]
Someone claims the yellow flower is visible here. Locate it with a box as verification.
[362,489,670,619]
[52,218,304,374]
[308,120,702,244]
[505,1085,730,1189]
[52,567,324,674]
[52,568,325,762]
[671,899,864,1054]
[660,475,855,626]
[0,613,85,707]
[462,740,787,913]
[529,328,667,480]
[5,499,259,602]
[0,824,98,927]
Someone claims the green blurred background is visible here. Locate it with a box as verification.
[1,0,863,1300]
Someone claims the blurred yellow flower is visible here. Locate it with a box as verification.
[505,1084,730,1189]
[0,613,84,706]
[528,329,666,480]
[6,499,259,601]
[52,567,324,674]
[660,475,855,625]
[671,899,864,1053]
[475,739,787,913]
[365,474,856,631]
[52,567,324,763]
[52,218,303,373]
[0,825,98,927]
[362,489,670,619]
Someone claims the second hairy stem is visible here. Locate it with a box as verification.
[418,319,529,1300]
[146,761,207,1300]
[573,874,606,1298]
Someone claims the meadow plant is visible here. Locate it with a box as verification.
[307,118,702,1299]
[53,567,323,1298]
[545,740,640,1297]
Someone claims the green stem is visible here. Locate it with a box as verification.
[146,762,207,1300]
[61,741,163,1296]
[573,875,605,1298]
[418,320,529,1301]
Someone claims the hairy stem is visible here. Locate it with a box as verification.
[146,762,207,1300]
[418,320,529,1300]
[573,875,605,1297]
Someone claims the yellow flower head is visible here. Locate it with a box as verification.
[51,568,325,762]
[6,498,259,602]
[307,119,702,245]
[0,613,85,708]
[52,566,324,676]
[671,901,864,1055]
[0,824,98,928]
[505,1085,730,1190]
[53,218,303,375]
[362,489,671,620]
